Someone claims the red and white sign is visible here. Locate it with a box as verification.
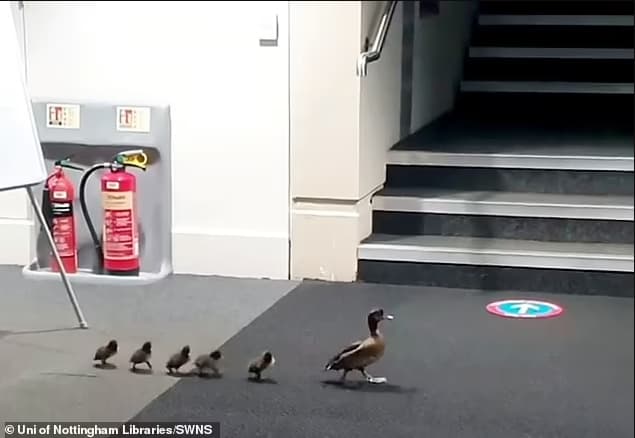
[46,103,80,129]
[116,106,151,132]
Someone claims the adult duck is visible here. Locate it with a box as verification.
[324,308,394,384]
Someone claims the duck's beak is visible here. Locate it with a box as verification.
[384,314,394,320]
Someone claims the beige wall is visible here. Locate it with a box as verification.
[288,1,477,282]
[289,1,404,281]
[289,1,363,281]
[290,1,361,200]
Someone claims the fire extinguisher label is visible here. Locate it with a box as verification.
[52,191,67,199]
[102,191,138,260]
[51,201,72,217]
[51,202,75,257]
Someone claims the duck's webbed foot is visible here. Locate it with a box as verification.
[368,376,387,384]
[359,368,387,384]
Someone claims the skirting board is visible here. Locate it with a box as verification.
[172,228,289,280]
[0,222,289,281]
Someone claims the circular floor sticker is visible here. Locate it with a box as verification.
[486,299,563,319]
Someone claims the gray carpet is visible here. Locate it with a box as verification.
[131,281,635,438]
[0,265,298,422]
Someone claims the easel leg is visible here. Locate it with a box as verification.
[26,186,88,329]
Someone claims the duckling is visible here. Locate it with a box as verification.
[194,350,222,377]
[248,351,275,381]
[130,341,152,371]
[166,345,191,374]
[93,340,118,366]
[324,308,394,384]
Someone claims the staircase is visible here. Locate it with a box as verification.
[358,0,634,297]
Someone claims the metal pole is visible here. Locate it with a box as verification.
[26,186,88,329]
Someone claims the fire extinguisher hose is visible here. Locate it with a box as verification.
[43,159,84,234]
[79,163,110,273]
[41,172,57,231]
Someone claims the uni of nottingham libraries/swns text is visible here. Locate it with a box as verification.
[15,423,216,437]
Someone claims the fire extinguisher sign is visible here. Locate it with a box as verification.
[46,103,80,129]
[116,106,151,133]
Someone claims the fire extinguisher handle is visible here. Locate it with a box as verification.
[114,150,148,170]
[55,158,84,171]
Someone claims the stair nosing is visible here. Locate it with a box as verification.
[478,14,635,27]
[469,47,635,59]
[460,80,635,94]
[358,235,634,272]
[373,190,634,220]
[387,150,635,171]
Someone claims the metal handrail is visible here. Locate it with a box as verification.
[357,1,399,77]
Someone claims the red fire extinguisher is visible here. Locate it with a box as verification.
[43,159,84,274]
[79,150,147,276]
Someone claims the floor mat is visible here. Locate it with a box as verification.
[131,281,634,438]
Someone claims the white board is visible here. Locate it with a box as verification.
[0,2,47,192]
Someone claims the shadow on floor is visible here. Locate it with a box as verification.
[320,379,417,394]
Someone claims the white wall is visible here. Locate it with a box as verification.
[0,1,32,266]
[1,1,477,282]
[1,1,290,279]
[410,0,477,132]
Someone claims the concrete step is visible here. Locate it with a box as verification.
[471,24,633,49]
[358,234,634,272]
[373,189,634,221]
[388,107,634,194]
[386,165,634,197]
[469,47,635,60]
[454,91,634,122]
[388,143,634,172]
[372,210,634,244]
[357,256,634,296]
[371,189,633,244]
[478,1,634,16]
[478,14,634,26]
[460,81,634,94]
[463,58,633,83]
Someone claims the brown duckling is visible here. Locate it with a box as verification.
[248,351,275,381]
[194,350,222,377]
[324,308,394,384]
[93,340,118,366]
[130,341,152,371]
[166,345,191,374]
